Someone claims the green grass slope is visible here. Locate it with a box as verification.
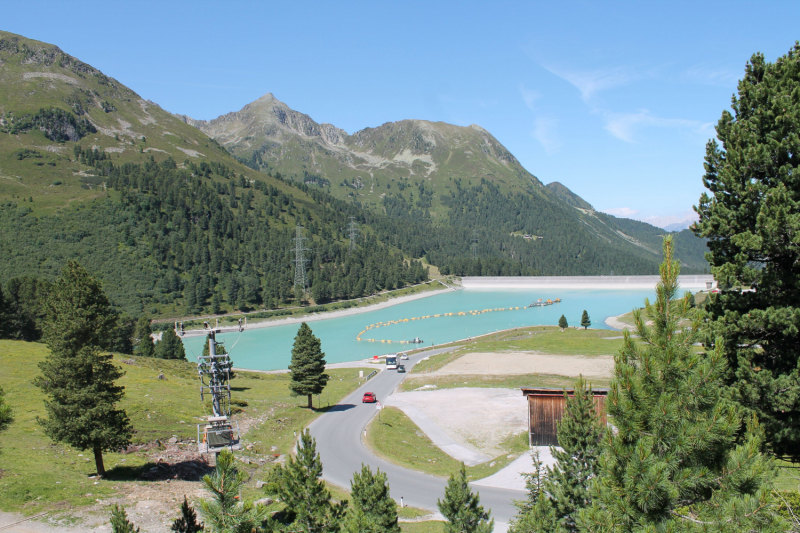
[0,31,282,214]
[0,339,368,511]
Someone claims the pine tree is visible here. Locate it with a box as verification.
[343,465,400,533]
[547,377,604,532]
[156,328,187,360]
[579,237,780,532]
[265,429,343,532]
[341,507,379,533]
[172,496,204,533]
[693,42,800,460]
[288,322,329,409]
[198,449,267,533]
[133,316,155,358]
[211,293,222,315]
[34,261,132,477]
[438,463,493,533]
[558,314,568,330]
[110,505,140,533]
[580,310,591,329]
[508,451,558,533]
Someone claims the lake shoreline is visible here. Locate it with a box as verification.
[605,312,632,331]
[463,275,713,290]
[184,284,455,337]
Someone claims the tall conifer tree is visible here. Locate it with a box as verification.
[265,430,343,532]
[579,237,780,532]
[509,378,603,533]
[580,310,591,329]
[693,42,800,459]
[34,261,132,477]
[342,465,401,533]
[156,328,187,360]
[133,316,155,358]
[288,322,329,408]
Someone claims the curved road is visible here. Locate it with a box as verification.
[308,348,523,525]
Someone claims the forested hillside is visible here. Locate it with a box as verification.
[0,30,708,323]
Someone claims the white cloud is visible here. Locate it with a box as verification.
[603,207,639,218]
[543,65,639,102]
[603,109,714,143]
[519,84,541,111]
[639,211,698,231]
[681,65,741,87]
[533,117,561,155]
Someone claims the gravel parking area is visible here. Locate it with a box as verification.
[388,388,527,457]
[433,351,614,379]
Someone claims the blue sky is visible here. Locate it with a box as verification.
[7,1,799,225]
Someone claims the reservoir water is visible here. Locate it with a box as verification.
[182,285,677,371]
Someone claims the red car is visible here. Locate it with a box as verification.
[362,392,377,403]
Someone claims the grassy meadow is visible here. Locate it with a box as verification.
[0,340,369,512]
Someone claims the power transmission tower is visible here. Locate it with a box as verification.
[348,216,359,252]
[471,230,479,259]
[292,225,310,292]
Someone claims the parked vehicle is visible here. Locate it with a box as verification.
[362,392,377,403]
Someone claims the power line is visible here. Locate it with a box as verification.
[292,224,310,292]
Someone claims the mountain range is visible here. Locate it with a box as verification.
[181,92,707,271]
[0,30,708,318]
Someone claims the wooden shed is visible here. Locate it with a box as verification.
[521,387,608,446]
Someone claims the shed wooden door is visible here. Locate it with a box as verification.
[529,395,564,446]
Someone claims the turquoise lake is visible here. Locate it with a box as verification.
[181,287,665,371]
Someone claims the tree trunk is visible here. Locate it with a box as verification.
[307,394,313,409]
[94,446,106,478]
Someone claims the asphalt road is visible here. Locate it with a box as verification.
[308,347,523,524]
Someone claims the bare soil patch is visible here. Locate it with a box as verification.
[389,388,527,457]
[432,351,614,379]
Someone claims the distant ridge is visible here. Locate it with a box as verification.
[546,181,594,210]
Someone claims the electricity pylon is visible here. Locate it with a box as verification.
[292,225,310,292]
[348,216,359,252]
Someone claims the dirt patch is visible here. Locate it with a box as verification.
[389,388,526,457]
[432,351,614,379]
[22,72,80,85]
[175,147,204,158]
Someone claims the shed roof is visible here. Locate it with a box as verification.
[521,387,609,397]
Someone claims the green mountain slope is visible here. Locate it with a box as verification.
[0,31,430,319]
[191,94,709,273]
[546,181,594,210]
[181,93,545,221]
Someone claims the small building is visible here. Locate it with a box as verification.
[521,387,608,446]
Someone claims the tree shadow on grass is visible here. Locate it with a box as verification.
[104,462,157,481]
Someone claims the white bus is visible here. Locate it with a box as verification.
[385,354,398,370]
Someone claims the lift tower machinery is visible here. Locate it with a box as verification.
[197,330,241,454]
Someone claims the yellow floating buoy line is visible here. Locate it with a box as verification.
[356,299,561,343]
